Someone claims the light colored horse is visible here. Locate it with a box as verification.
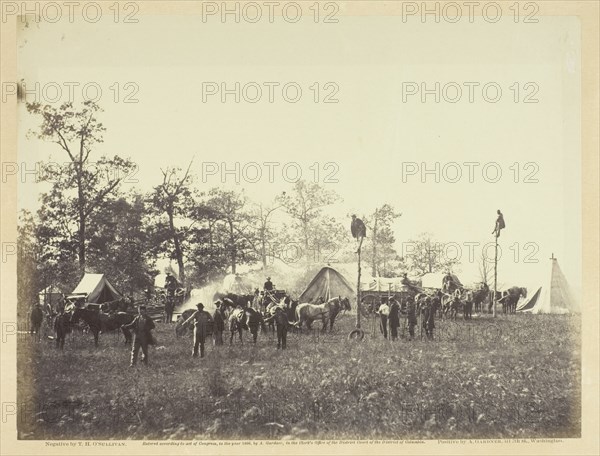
[295,296,351,332]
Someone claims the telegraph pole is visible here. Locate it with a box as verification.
[493,234,498,318]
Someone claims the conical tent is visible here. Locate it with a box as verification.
[517,257,579,314]
[70,274,122,304]
[299,266,355,303]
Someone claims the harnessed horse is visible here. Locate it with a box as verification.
[295,296,351,332]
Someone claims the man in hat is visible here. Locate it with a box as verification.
[388,299,401,341]
[264,306,289,349]
[263,277,274,292]
[122,305,156,367]
[54,308,70,350]
[492,209,505,238]
[350,214,367,253]
[376,299,390,339]
[183,303,214,358]
[212,301,225,346]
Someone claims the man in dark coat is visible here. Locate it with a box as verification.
[53,309,70,350]
[421,299,435,340]
[388,299,400,341]
[212,301,225,346]
[122,305,156,366]
[183,303,214,358]
[29,303,43,340]
[350,214,367,253]
[407,297,417,340]
[263,277,274,292]
[264,306,288,349]
[492,209,505,238]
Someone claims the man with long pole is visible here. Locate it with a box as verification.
[492,210,506,317]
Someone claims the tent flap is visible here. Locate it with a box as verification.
[71,274,122,304]
[516,259,578,314]
[299,267,355,303]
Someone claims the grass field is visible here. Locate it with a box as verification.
[17,312,581,440]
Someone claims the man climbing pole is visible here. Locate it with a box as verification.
[350,214,367,253]
[492,209,505,238]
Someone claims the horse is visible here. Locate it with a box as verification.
[70,308,135,346]
[228,307,267,345]
[175,309,196,337]
[471,283,489,313]
[295,296,351,332]
[213,292,254,309]
[441,291,462,320]
[29,305,44,341]
[500,286,527,314]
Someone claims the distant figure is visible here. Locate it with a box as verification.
[421,299,435,340]
[264,306,288,350]
[164,273,177,297]
[388,299,400,341]
[29,304,43,340]
[264,276,274,292]
[406,298,417,340]
[492,209,505,238]
[350,214,367,253]
[54,309,70,350]
[212,301,225,346]
[377,300,390,339]
[122,305,156,367]
[183,303,214,358]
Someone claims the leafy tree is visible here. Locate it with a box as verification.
[86,194,155,296]
[279,181,341,260]
[26,101,136,273]
[363,204,402,277]
[203,188,258,274]
[149,161,196,286]
[403,232,459,276]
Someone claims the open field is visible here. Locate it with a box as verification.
[17,313,581,440]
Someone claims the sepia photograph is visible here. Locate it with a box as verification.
[1,1,598,454]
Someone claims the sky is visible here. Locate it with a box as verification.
[16,13,582,294]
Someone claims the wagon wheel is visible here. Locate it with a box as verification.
[360,294,378,318]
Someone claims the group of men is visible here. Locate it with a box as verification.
[375,296,436,341]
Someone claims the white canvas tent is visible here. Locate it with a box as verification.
[421,272,462,290]
[69,273,122,304]
[517,257,579,314]
[299,266,355,303]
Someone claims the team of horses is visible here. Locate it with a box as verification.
[411,283,527,321]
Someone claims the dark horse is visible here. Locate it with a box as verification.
[228,307,267,345]
[471,283,489,313]
[70,308,135,346]
[500,287,527,314]
[213,292,254,309]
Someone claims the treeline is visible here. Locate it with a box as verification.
[18,101,457,307]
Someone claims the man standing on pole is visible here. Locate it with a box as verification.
[492,209,505,317]
[492,210,505,238]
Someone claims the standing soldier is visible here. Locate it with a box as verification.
[122,305,156,367]
[407,297,417,340]
[421,298,435,340]
[212,301,225,346]
[376,299,390,339]
[53,309,70,350]
[492,209,506,238]
[183,303,214,358]
[388,299,400,341]
[264,306,288,349]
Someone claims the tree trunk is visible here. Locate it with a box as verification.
[371,216,378,277]
[229,221,236,274]
[167,205,186,286]
[77,166,86,274]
